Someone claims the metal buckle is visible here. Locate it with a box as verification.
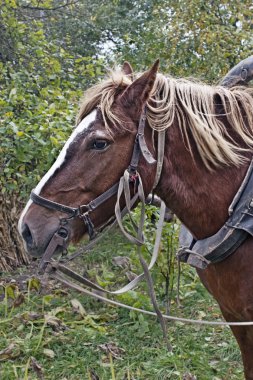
[78,204,89,215]
[177,247,210,269]
[79,212,96,240]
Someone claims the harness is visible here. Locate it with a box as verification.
[178,157,253,269]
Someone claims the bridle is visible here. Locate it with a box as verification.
[29,106,173,347]
[30,106,165,273]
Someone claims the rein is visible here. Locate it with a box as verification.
[51,272,253,327]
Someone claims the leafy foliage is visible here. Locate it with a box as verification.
[1,0,253,197]
[1,63,75,196]
[0,1,105,197]
[60,0,253,80]
[125,1,253,80]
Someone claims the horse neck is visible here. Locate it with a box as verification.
[155,121,249,240]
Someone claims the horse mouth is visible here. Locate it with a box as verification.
[25,245,47,258]
[25,230,69,259]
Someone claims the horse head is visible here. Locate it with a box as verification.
[18,61,159,257]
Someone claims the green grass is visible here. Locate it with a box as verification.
[0,222,244,380]
[0,281,243,379]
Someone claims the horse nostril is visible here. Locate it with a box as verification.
[21,223,34,247]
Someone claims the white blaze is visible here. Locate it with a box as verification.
[18,110,97,233]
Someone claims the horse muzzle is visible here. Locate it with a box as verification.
[19,206,71,258]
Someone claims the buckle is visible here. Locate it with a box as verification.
[78,204,89,215]
[177,247,210,269]
[79,212,96,240]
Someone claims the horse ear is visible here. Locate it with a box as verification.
[122,61,134,80]
[120,59,159,108]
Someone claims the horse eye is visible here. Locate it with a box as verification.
[92,140,109,150]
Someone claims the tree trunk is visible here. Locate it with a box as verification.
[0,193,30,272]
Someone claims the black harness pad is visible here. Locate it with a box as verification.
[178,158,253,269]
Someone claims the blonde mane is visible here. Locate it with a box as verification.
[77,69,253,169]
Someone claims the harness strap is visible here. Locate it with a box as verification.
[35,166,166,295]
[139,132,157,165]
[31,191,79,217]
[31,182,120,218]
[128,107,156,174]
[153,130,166,189]
[38,230,68,273]
[220,55,253,88]
[115,171,145,245]
[83,183,119,212]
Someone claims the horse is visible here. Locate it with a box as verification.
[18,60,253,379]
